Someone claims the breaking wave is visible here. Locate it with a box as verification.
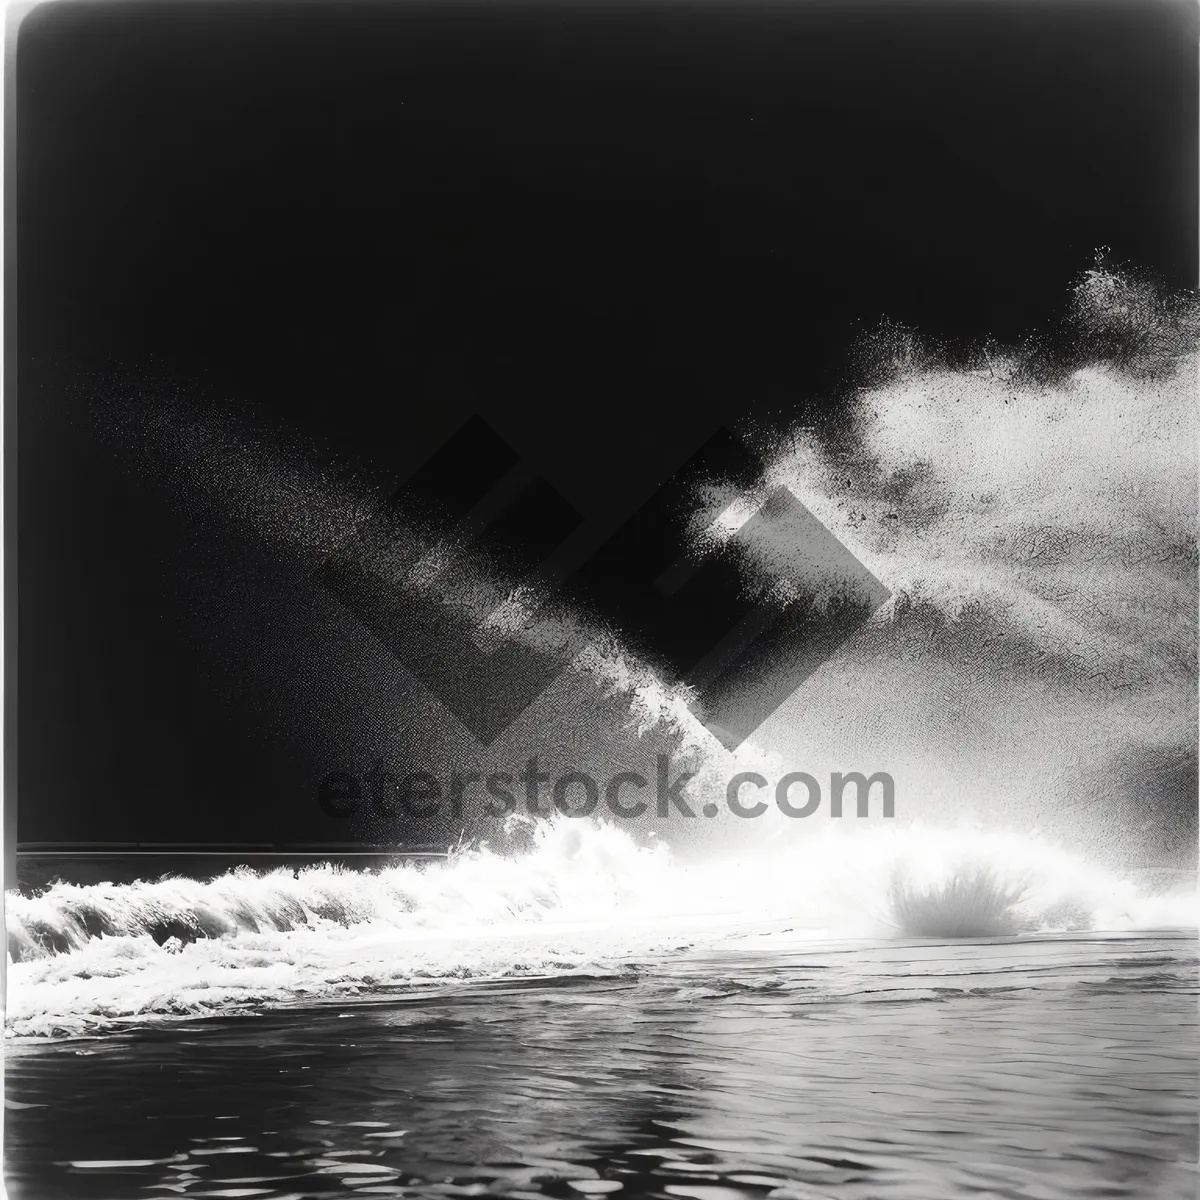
[11,260,1195,1040]
[6,819,1195,1038]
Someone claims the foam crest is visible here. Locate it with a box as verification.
[7,819,1194,1038]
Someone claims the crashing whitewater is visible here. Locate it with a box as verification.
[7,262,1198,1039]
[6,819,1197,1039]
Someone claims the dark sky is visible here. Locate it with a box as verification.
[14,0,1197,844]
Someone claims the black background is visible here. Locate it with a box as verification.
[14,0,1197,843]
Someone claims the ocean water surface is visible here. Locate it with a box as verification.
[6,932,1197,1200]
[5,824,1197,1200]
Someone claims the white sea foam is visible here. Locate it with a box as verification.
[7,819,1195,1038]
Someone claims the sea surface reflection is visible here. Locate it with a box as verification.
[6,934,1196,1200]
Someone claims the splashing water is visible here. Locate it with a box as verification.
[6,818,1195,1038]
[11,264,1195,1042]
